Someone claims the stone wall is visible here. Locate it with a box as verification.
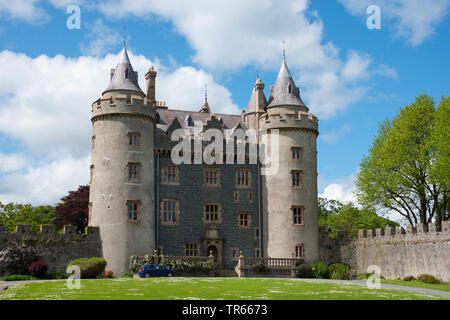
[0,224,102,275]
[319,221,450,282]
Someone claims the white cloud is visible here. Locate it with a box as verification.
[0,153,28,173]
[0,156,90,205]
[319,125,352,144]
[0,49,238,205]
[96,0,395,119]
[80,19,122,57]
[338,0,450,46]
[0,0,48,24]
[319,174,357,204]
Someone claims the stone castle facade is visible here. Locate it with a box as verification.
[88,45,320,275]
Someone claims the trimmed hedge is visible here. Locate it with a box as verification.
[0,274,39,281]
[67,257,106,279]
[417,274,440,284]
[129,255,212,274]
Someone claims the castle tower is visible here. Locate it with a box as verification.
[89,44,156,274]
[259,57,319,264]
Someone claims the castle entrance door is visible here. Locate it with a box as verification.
[207,245,218,263]
[203,224,223,267]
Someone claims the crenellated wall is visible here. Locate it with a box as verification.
[0,224,102,275]
[355,221,450,281]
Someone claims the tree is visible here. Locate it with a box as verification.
[355,94,449,227]
[0,240,42,275]
[0,202,56,234]
[318,197,397,239]
[429,96,450,223]
[55,185,90,233]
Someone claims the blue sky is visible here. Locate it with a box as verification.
[0,0,449,223]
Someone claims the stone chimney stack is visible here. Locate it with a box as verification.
[145,66,157,102]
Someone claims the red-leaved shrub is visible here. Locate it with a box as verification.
[28,261,48,278]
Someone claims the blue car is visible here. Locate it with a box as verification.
[138,264,175,277]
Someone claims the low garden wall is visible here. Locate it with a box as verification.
[234,255,304,278]
[0,224,102,276]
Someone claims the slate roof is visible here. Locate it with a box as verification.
[103,45,144,95]
[156,108,247,138]
[267,58,306,109]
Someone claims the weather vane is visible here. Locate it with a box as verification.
[282,40,286,60]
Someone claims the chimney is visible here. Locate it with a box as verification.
[145,66,157,102]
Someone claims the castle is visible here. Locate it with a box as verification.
[88,44,320,275]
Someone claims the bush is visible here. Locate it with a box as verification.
[403,275,416,281]
[129,254,213,274]
[28,261,48,278]
[328,263,350,280]
[43,271,69,279]
[105,270,114,278]
[295,263,312,278]
[68,257,107,279]
[311,261,329,279]
[417,274,440,284]
[0,240,42,275]
[0,274,39,281]
[252,263,270,273]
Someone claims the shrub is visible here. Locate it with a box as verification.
[129,254,213,274]
[0,274,39,281]
[68,257,107,279]
[402,275,416,281]
[252,263,270,273]
[328,263,350,280]
[417,274,440,284]
[28,261,48,278]
[105,270,114,278]
[0,240,42,275]
[43,271,69,279]
[295,263,312,278]
[311,261,329,279]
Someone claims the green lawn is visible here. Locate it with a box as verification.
[0,278,448,300]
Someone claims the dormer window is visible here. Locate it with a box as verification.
[125,68,129,79]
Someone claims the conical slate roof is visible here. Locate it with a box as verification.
[103,44,144,95]
[267,58,306,109]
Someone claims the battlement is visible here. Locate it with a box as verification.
[91,93,156,122]
[0,224,101,242]
[260,108,318,133]
[358,221,450,241]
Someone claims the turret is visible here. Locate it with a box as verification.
[260,56,319,264]
[244,78,267,133]
[89,44,156,275]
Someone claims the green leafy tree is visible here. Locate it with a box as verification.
[429,96,450,223]
[355,94,449,226]
[319,197,396,239]
[0,202,56,234]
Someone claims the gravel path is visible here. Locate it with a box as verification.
[300,279,450,298]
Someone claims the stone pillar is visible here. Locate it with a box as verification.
[209,250,215,277]
[238,251,246,278]
[290,253,296,279]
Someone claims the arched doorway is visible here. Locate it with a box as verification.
[207,245,218,263]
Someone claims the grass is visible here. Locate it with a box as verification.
[0,277,448,300]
